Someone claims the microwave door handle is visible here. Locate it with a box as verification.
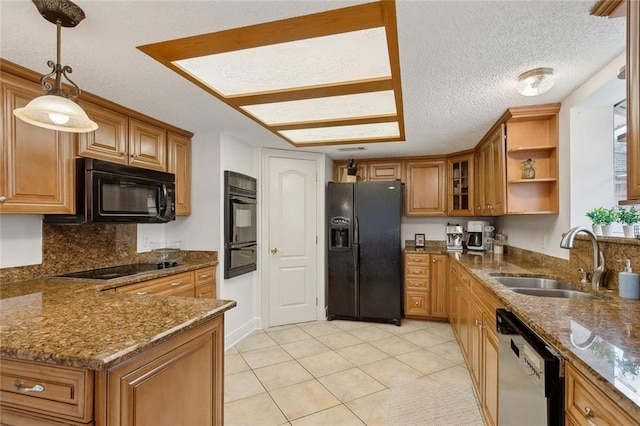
[157,184,169,221]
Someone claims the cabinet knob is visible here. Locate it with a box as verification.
[0,196,5,203]
[120,152,126,157]
[432,259,436,263]
[414,301,420,306]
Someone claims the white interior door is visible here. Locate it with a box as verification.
[267,155,318,326]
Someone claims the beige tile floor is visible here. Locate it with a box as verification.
[224,319,477,425]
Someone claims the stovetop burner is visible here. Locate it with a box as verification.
[57,262,181,280]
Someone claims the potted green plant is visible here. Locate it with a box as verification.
[617,206,640,237]
[600,207,618,236]
[586,207,607,236]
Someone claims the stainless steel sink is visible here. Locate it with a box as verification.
[510,288,598,300]
[491,275,574,290]
[490,275,598,300]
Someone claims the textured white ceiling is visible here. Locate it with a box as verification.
[0,0,626,160]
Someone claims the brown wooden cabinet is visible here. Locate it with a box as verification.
[128,118,167,171]
[195,266,217,299]
[476,125,506,216]
[1,314,225,426]
[404,160,446,216]
[504,104,560,214]
[449,260,500,426]
[0,73,75,214]
[429,254,448,319]
[565,363,640,426]
[404,253,430,317]
[404,252,448,319]
[168,132,192,215]
[98,315,224,426]
[447,153,474,216]
[368,161,402,181]
[0,358,94,424]
[77,105,168,172]
[116,271,195,297]
[77,100,129,164]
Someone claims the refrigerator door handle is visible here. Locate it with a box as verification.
[353,216,360,317]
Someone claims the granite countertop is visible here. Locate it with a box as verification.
[0,263,235,370]
[451,251,640,418]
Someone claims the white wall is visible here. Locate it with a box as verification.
[0,215,42,268]
[499,52,626,259]
[218,134,261,347]
[401,216,492,247]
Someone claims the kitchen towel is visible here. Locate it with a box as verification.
[388,377,484,426]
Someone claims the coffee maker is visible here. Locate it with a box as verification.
[467,220,490,251]
[446,224,464,251]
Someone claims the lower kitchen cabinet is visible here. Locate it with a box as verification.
[565,363,640,426]
[116,271,195,297]
[195,266,217,299]
[404,253,448,319]
[0,315,225,426]
[449,259,500,426]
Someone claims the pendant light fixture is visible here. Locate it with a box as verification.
[516,67,555,97]
[13,0,98,133]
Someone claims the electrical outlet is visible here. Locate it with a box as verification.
[542,235,547,250]
[143,235,150,249]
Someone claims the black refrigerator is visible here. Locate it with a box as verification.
[327,181,403,325]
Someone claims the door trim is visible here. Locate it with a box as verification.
[260,148,327,328]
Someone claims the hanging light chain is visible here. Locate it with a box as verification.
[39,18,81,99]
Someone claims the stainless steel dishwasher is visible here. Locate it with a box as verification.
[496,309,564,426]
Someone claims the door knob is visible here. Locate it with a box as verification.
[271,247,278,254]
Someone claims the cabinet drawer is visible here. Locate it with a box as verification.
[405,291,429,316]
[565,363,639,426]
[0,358,93,423]
[195,266,215,285]
[405,279,429,289]
[405,266,429,278]
[116,271,194,297]
[196,283,215,299]
[405,254,430,265]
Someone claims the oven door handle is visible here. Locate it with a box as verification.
[231,196,256,205]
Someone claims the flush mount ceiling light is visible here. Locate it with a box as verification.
[516,67,555,97]
[13,0,98,133]
[138,1,404,147]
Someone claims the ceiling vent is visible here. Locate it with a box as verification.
[337,147,368,152]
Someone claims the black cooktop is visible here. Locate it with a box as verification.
[58,262,180,280]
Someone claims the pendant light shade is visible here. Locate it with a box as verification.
[13,0,97,133]
[14,95,98,132]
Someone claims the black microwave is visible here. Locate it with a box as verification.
[45,158,175,224]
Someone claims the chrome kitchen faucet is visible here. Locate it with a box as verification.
[560,226,606,290]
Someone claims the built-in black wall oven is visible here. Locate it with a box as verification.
[224,171,257,278]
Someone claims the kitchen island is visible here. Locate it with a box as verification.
[0,272,236,425]
[451,250,640,424]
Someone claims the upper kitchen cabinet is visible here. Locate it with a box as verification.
[332,159,402,182]
[368,161,402,181]
[0,73,75,214]
[475,125,506,216]
[333,161,368,182]
[447,153,474,216]
[167,132,192,215]
[504,104,560,214]
[128,118,167,171]
[77,100,129,164]
[626,1,640,202]
[404,159,446,216]
[78,102,168,172]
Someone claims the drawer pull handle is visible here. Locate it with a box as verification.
[197,293,204,298]
[171,281,182,287]
[136,291,149,296]
[13,381,45,393]
[583,406,598,426]
[200,274,210,278]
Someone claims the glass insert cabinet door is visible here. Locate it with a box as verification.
[448,155,474,215]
